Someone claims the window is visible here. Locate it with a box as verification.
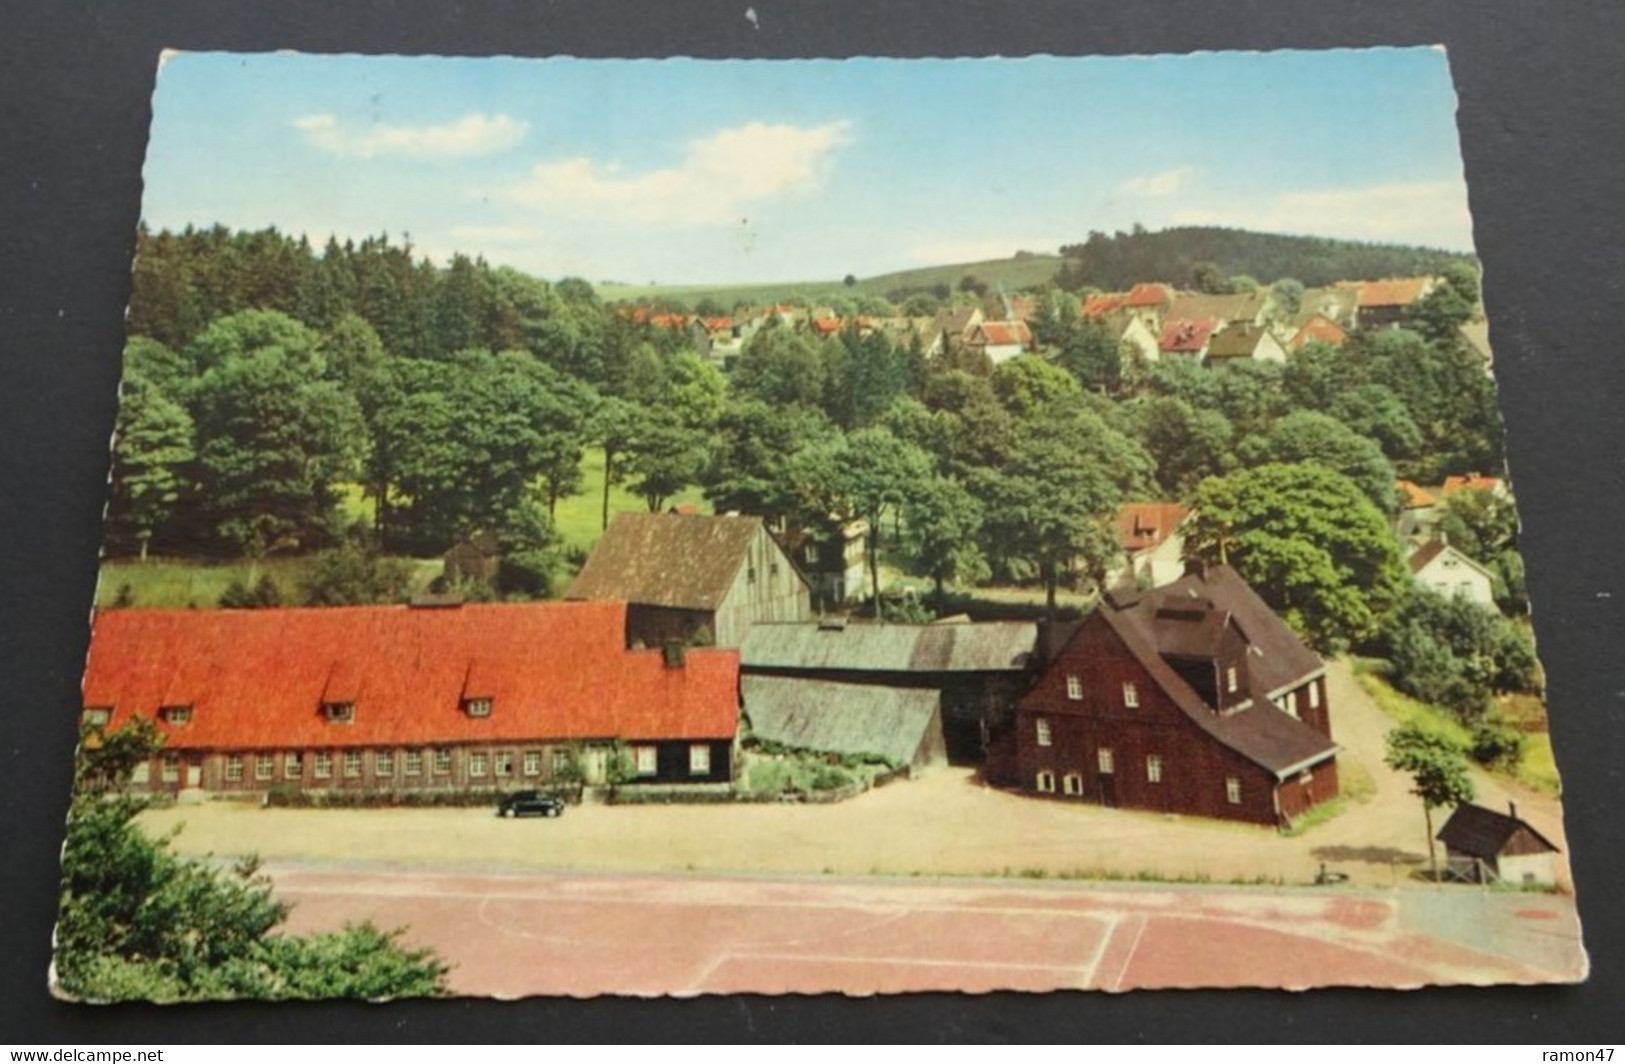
[689,744,711,775]
[131,761,150,784]
[635,745,658,776]
[1308,682,1320,710]
[1035,770,1056,793]
[225,754,244,782]
[1122,681,1139,708]
[1097,747,1115,774]
[314,751,333,779]
[343,751,362,778]
[1065,674,1083,701]
[1146,755,1164,783]
[1225,667,1238,693]
[1225,776,1242,804]
[1062,773,1084,796]
[161,704,192,726]
[255,753,274,781]
[463,698,493,718]
[770,561,780,577]
[747,566,757,584]
[469,752,489,778]
[495,751,514,777]
[1285,690,1299,718]
[323,701,354,724]
[1035,718,1053,747]
[404,750,423,777]
[81,707,111,729]
[551,749,573,776]
[375,750,395,777]
[433,749,452,775]
[161,755,179,783]
[284,752,302,779]
[523,750,543,777]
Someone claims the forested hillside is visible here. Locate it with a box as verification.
[1055,226,1474,291]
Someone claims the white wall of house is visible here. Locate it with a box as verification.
[1498,851,1557,888]
[1414,547,1497,610]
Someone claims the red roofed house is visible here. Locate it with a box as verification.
[1440,472,1509,500]
[1289,312,1349,351]
[1395,479,1439,539]
[963,320,1035,365]
[1081,292,1127,319]
[1355,277,1434,329]
[992,561,1338,827]
[1123,282,1175,331]
[1158,317,1219,360]
[1109,501,1189,588]
[80,601,741,794]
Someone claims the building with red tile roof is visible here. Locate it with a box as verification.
[81,601,741,794]
[964,320,1035,365]
[1355,277,1434,328]
[1110,501,1190,589]
[1081,292,1126,319]
[1440,473,1508,499]
[1125,282,1175,308]
[1158,317,1218,357]
[1289,312,1349,351]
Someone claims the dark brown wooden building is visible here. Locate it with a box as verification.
[993,562,1339,827]
[1437,801,1561,887]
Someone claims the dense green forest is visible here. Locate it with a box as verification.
[1054,225,1475,291]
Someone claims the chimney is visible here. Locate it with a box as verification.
[662,640,686,669]
[1508,800,1518,822]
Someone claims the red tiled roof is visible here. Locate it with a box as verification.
[1396,480,1437,509]
[82,602,740,750]
[703,316,733,332]
[1125,282,1174,308]
[971,321,1033,347]
[649,313,690,329]
[1441,473,1504,497]
[810,317,844,336]
[1357,278,1430,308]
[1290,313,1348,350]
[1158,317,1218,353]
[1116,501,1189,554]
[1082,293,1126,319]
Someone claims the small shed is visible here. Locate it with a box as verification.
[741,674,946,775]
[443,531,502,587]
[1437,801,1561,887]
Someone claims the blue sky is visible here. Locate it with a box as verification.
[142,49,1474,284]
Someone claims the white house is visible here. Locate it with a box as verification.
[1407,538,1498,610]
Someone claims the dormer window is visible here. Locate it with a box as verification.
[1225,667,1238,694]
[160,704,192,726]
[322,701,355,724]
[464,698,493,718]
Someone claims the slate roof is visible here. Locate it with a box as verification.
[1437,803,1560,858]
[742,675,941,767]
[568,512,790,611]
[1092,565,1335,776]
[82,602,741,750]
[741,620,1037,674]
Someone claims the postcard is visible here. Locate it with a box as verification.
[55,48,1587,1001]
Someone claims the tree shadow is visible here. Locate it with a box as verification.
[1311,844,1426,866]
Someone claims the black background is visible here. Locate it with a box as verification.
[3,0,1622,1043]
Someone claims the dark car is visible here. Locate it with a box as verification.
[496,790,566,818]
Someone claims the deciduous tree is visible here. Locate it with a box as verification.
[1384,724,1476,881]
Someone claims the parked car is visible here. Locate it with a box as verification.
[496,790,566,818]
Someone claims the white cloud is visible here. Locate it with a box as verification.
[1170,180,1473,251]
[292,112,529,159]
[1121,166,1196,197]
[509,120,852,224]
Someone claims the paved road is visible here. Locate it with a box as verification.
[268,862,1587,998]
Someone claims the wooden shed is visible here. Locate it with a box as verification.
[1437,801,1562,887]
[741,675,946,775]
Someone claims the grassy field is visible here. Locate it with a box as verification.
[552,448,708,555]
[1353,665,1561,797]
[97,556,438,609]
[595,252,1065,308]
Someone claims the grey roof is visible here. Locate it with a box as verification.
[742,675,940,766]
[568,512,803,611]
[1438,803,1559,858]
[741,620,1038,674]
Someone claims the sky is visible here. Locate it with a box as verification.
[142,49,1476,285]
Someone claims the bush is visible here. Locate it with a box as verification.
[1470,720,1527,771]
[218,573,283,609]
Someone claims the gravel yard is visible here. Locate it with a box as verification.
[138,661,1572,890]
